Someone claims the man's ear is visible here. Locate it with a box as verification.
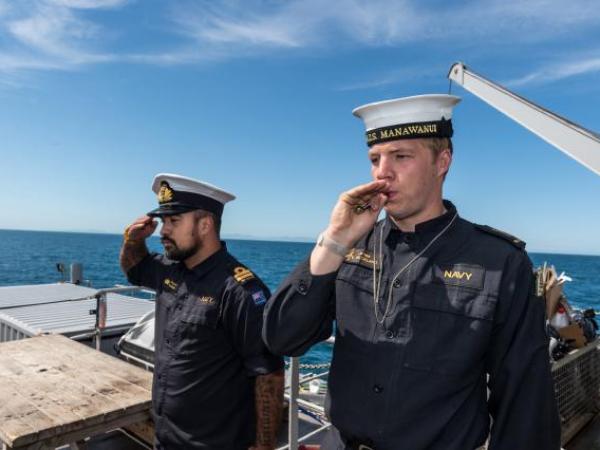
[198,214,215,236]
[437,148,452,178]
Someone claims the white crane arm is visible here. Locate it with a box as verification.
[448,62,600,176]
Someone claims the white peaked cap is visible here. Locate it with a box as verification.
[151,173,235,203]
[147,173,235,218]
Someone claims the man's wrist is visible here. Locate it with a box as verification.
[317,231,350,257]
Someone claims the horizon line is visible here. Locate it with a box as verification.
[1,227,599,258]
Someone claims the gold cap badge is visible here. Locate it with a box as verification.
[158,182,174,204]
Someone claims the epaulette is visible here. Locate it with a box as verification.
[474,224,526,250]
[231,265,256,285]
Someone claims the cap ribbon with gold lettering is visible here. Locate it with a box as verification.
[353,94,461,147]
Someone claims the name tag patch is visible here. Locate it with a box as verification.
[434,264,485,290]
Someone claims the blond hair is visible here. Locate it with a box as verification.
[425,137,453,156]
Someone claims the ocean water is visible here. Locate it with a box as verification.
[1,229,599,365]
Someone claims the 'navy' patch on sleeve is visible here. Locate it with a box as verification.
[251,289,267,306]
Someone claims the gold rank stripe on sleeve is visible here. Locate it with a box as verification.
[233,266,255,283]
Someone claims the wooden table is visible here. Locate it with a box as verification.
[0,334,152,450]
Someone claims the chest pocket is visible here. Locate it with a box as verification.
[337,262,375,293]
[404,282,496,377]
[180,296,220,328]
[336,263,387,337]
[174,295,221,356]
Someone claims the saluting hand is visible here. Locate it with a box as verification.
[310,180,388,275]
[325,180,389,248]
[124,215,158,243]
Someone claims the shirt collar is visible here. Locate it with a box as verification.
[188,241,229,278]
[383,200,458,242]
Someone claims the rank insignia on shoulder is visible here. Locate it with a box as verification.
[344,248,378,269]
[164,278,178,291]
[474,224,525,250]
[251,289,267,306]
[233,266,255,284]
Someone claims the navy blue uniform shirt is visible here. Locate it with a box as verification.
[263,201,560,450]
[127,243,283,450]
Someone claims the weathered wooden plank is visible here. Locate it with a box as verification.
[0,385,39,445]
[11,411,151,450]
[0,335,152,449]
[0,374,98,444]
[39,339,152,413]
[0,383,57,447]
[2,335,150,405]
[46,336,152,391]
[0,340,125,444]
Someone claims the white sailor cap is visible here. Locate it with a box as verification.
[147,173,235,218]
[352,94,461,147]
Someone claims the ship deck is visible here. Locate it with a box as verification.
[567,414,600,450]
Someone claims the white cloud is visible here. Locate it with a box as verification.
[335,67,433,91]
[0,0,121,73]
[168,0,600,53]
[2,0,600,86]
[169,0,427,51]
[48,0,129,8]
[506,56,600,87]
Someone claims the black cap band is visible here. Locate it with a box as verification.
[148,191,224,218]
[366,119,453,147]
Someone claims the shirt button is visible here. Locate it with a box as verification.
[165,338,170,345]
[373,384,383,394]
[298,281,307,294]
[393,279,401,288]
[385,330,395,339]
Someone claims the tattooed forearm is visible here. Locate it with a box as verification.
[254,369,284,449]
[119,235,149,273]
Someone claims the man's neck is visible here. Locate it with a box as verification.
[390,199,446,232]
[184,239,222,269]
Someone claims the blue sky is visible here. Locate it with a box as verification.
[1,0,600,255]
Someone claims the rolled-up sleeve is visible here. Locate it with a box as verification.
[486,251,561,450]
[262,258,337,357]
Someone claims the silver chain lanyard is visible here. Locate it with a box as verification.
[372,213,458,324]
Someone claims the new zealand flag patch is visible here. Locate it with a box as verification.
[251,290,267,306]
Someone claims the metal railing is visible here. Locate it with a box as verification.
[552,339,600,444]
[86,286,155,351]
[278,337,335,450]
